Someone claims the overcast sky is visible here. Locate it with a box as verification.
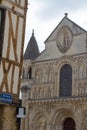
[24,0,87,52]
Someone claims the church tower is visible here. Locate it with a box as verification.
[0,0,28,130]
[21,30,40,130]
[24,29,40,60]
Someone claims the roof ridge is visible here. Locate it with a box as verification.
[44,15,87,43]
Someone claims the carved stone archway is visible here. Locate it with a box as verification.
[50,109,74,130]
[32,114,47,130]
[81,110,87,130]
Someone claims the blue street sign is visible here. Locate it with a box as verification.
[0,93,12,104]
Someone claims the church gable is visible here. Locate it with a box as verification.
[35,14,87,62]
[45,14,86,43]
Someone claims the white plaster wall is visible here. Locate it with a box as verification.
[2,11,9,58]
[0,63,4,86]
[3,11,24,62]
[17,17,23,62]
[13,66,19,94]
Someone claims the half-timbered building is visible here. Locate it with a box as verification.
[0,0,27,130]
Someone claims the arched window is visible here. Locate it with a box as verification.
[59,64,72,97]
[63,118,76,130]
[28,67,32,79]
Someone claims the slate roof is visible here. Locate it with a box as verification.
[24,30,40,60]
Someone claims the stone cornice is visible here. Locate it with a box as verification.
[28,96,87,104]
[33,53,87,64]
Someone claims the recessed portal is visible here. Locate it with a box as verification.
[63,118,76,130]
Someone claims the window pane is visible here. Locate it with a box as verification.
[0,9,5,58]
[59,64,72,97]
[0,11,1,27]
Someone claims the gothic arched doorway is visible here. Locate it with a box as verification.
[63,118,76,130]
[59,64,72,97]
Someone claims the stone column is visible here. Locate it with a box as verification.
[74,107,83,130]
[54,72,58,97]
[20,85,31,130]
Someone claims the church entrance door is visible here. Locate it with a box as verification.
[63,118,76,130]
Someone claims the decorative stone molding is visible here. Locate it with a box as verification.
[56,26,73,53]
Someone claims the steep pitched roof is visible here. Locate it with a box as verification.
[24,30,40,60]
[35,14,87,62]
[44,13,87,43]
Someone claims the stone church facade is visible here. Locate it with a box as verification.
[21,14,87,130]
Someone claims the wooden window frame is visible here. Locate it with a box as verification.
[0,8,6,59]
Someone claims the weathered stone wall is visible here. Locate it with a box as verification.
[29,54,87,99]
[21,53,87,130]
[28,98,87,130]
[21,16,87,130]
